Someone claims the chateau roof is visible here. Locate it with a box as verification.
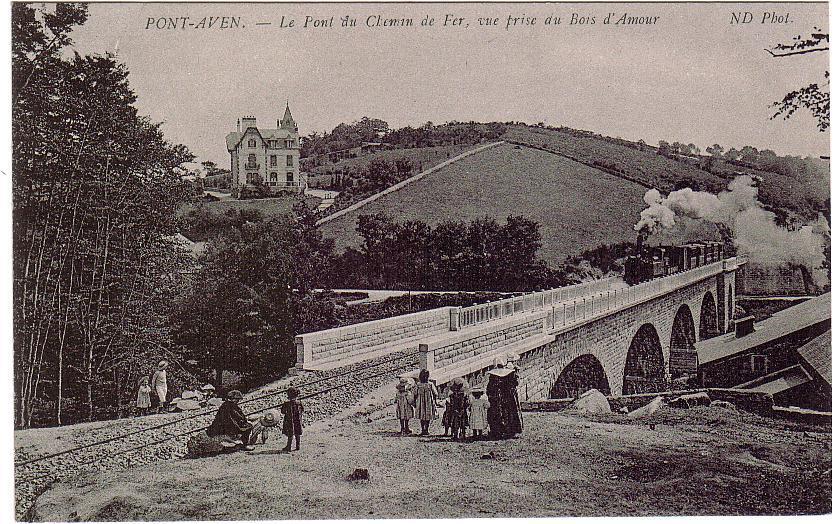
[226,127,297,152]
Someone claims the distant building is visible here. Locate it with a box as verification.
[696,293,831,410]
[225,103,304,197]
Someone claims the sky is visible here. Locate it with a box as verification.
[63,2,830,166]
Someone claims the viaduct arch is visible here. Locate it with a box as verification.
[516,268,738,399]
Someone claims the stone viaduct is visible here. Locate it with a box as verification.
[295,257,745,400]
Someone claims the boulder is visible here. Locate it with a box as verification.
[668,392,711,409]
[710,400,737,411]
[206,397,223,407]
[181,390,201,400]
[186,431,224,457]
[570,389,611,414]
[627,396,664,419]
[175,399,201,411]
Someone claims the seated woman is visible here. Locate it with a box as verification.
[206,389,254,451]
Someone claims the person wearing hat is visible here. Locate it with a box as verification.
[248,409,279,446]
[200,384,216,399]
[486,358,523,439]
[281,387,304,452]
[469,386,490,439]
[206,389,254,451]
[150,361,169,414]
[394,377,415,435]
[447,377,471,440]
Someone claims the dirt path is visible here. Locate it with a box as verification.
[30,402,831,521]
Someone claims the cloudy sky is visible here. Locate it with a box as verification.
[64,2,829,166]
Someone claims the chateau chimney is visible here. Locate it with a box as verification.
[241,116,257,130]
[236,119,240,132]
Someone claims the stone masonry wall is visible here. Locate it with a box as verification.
[296,307,453,368]
[514,275,725,400]
[432,316,545,370]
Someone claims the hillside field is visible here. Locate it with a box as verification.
[503,125,827,221]
[179,194,321,221]
[305,144,477,185]
[319,143,670,265]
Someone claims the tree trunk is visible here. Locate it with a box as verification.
[215,368,223,387]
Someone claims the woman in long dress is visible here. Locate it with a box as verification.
[486,358,523,439]
[413,369,440,435]
[150,360,168,413]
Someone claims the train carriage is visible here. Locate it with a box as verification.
[624,239,726,286]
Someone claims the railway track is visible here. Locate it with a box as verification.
[15,350,419,519]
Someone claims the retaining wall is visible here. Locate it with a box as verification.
[295,307,454,370]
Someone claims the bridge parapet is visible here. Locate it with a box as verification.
[420,310,553,387]
[295,306,455,371]
[549,259,732,332]
[457,278,618,329]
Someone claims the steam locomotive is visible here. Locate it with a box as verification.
[624,239,725,285]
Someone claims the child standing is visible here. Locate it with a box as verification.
[281,387,304,452]
[441,397,452,436]
[395,377,415,435]
[136,376,152,416]
[413,369,440,436]
[447,378,470,440]
[469,386,490,439]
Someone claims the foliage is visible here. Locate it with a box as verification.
[324,213,560,291]
[13,3,196,427]
[768,30,830,132]
[301,118,505,159]
[171,206,336,384]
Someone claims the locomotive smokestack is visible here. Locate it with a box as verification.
[637,230,647,255]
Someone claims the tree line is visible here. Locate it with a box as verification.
[13,3,197,427]
[300,118,506,159]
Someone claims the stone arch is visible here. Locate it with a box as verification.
[699,291,718,340]
[623,323,665,394]
[550,354,611,399]
[669,305,697,378]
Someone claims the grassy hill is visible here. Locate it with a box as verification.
[305,144,477,188]
[318,143,664,265]
[503,125,827,222]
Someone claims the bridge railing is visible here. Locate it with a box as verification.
[458,278,617,329]
[549,260,726,330]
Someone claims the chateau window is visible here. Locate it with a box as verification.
[269,140,277,149]
[248,139,257,148]
[270,155,277,167]
[287,172,294,184]
[286,139,294,148]
[270,172,278,182]
[247,154,256,165]
[286,155,293,167]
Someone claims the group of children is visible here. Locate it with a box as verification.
[395,374,491,440]
[194,387,304,456]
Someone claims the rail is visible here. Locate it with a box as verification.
[458,278,616,329]
[549,258,732,330]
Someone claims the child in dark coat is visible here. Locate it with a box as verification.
[447,378,470,440]
[281,387,304,451]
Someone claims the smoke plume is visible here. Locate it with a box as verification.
[635,175,830,288]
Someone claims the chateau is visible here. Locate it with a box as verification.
[225,104,304,197]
